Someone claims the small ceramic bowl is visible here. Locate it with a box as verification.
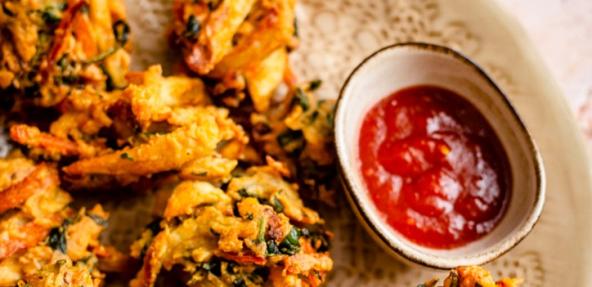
[334,42,545,269]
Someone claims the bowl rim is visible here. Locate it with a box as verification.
[333,41,546,269]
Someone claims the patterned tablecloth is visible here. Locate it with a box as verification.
[497,0,592,145]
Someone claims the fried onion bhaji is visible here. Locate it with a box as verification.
[0,0,131,108]
[0,155,125,287]
[60,66,247,183]
[249,84,337,205]
[129,162,332,287]
[172,0,337,205]
[6,65,247,186]
[173,0,296,111]
[421,266,522,287]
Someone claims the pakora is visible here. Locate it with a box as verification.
[0,155,123,287]
[172,0,296,112]
[421,266,522,287]
[130,162,333,287]
[0,0,131,108]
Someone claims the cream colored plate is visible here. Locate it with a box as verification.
[118,0,592,285]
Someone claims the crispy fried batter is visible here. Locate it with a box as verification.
[10,125,87,158]
[130,162,332,287]
[173,0,296,113]
[211,0,296,77]
[0,158,123,286]
[19,257,97,287]
[243,48,288,112]
[174,0,258,74]
[422,266,522,287]
[123,65,210,128]
[0,0,131,107]
[0,164,59,214]
[3,1,340,286]
[63,116,233,177]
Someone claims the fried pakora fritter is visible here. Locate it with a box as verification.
[4,0,338,286]
[0,0,130,108]
[248,84,337,205]
[172,0,337,205]
[0,155,123,287]
[129,162,332,287]
[6,65,247,187]
[173,0,296,112]
[422,266,522,287]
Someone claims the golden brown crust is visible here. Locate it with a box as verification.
[10,125,85,158]
[0,0,131,107]
[0,164,59,214]
[423,266,522,287]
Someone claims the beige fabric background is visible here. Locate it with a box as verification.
[498,0,592,110]
[497,0,592,126]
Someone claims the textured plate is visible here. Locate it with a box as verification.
[117,0,592,285]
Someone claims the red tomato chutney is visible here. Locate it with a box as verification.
[359,85,511,249]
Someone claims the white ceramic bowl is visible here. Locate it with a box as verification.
[334,43,546,269]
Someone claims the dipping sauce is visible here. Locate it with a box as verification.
[359,85,511,249]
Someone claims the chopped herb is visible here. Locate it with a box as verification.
[293,17,299,37]
[55,259,67,267]
[252,267,270,282]
[41,7,61,25]
[309,230,330,252]
[284,228,300,246]
[112,20,130,46]
[192,171,208,177]
[48,225,68,253]
[99,64,117,91]
[184,15,201,41]
[309,110,319,123]
[246,213,254,220]
[56,74,79,85]
[279,227,300,255]
[84,47,118,65]
[448,272,460,287]
[233,278,247,287]
[255,217,266,244]
[266,240,280,255]
[226,261,237,274]
[308,79,322,91]
[237,188,250,197]
[206,258,222,276]
[120,152,133,160]
[87,213,108,227]
[276,130,304,156]
[57,54,70,70]
[271,196,284,213]
[326,108,335,127]
[202,262,211,271]
[293,88,309,111]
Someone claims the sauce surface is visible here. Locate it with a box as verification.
[359,85,511,249]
